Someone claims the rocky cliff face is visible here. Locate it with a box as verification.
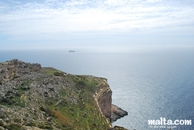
[0,59,127,130]
[93,78,112,119]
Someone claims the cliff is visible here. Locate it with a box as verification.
[0,59,127,130]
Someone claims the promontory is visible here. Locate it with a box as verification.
[0,59,127,130]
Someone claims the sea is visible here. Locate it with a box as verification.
[0,47,194,130]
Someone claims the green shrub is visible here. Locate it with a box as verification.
[5,124,23,130]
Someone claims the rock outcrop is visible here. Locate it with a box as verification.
[0,59,127,130]
[111,104,128,122]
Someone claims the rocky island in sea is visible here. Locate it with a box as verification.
[0,59,127,130]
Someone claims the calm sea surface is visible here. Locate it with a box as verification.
[0,48,194,130]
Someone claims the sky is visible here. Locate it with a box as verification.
[0,0,194,50]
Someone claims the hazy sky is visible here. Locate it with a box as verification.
[0,0,194,50]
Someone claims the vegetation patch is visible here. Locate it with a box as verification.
[4,124,23,130]
[0,80,32,107]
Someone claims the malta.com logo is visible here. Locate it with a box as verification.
[148,117,192,129]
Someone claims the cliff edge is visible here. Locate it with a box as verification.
[0,59,127,130]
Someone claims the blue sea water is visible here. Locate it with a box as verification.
[0,47,194,130]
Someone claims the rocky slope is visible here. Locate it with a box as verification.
[0,59,127,130]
